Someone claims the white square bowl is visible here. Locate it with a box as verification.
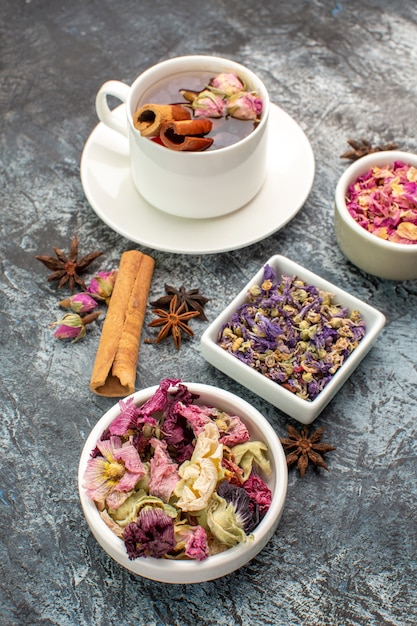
[200,255,386,424]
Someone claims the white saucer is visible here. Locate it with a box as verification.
[80,103,315,255]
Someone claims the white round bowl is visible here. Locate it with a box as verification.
[78,382,288,584]
[335,150,417,280]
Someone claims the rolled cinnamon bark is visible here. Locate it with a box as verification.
[90,250,155,397]
[133,104,191,137]
[160,119,213,151]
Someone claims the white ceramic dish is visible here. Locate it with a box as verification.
[80,103,315,254]
[335,150,417,280]
[200,255,386,424]
[78,382,288,584]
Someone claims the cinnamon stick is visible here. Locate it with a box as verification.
[160,119,213,151]
[90,250,155,397]
[133,104,191,137]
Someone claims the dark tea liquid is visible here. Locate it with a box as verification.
[136,71,257,151]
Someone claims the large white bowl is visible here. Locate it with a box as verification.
[200,255,386,424]
[78,382,288,584]
[335,150,417,280]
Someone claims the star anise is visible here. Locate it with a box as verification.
[150,284,210,320]
[145,295,200,350]
[36,234,103,292]
[280,424,336,477]
[340,138,399,161]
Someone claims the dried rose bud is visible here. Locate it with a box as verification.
[209,72,245,96]
[50,311,101,343]
[191,89,226,118]
[227,92,263,121]
[87,270,117,304]
[59,293,98,314]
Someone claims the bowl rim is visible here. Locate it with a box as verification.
[78,381,288,583]
[335,150,417,253]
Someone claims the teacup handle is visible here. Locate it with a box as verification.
[95,80,131,137]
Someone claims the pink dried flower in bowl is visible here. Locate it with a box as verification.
[148,437,180,503]
[83,435,146,510]
[346,160,417,244]
[335,151,417,280]
[78,380,288,583]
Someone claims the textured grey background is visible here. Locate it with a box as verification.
[1,1,417,625]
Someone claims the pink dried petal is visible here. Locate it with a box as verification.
[346,162,417,244]
[148,438,180,502]
[175,402,212,436]
[396,221,417,241]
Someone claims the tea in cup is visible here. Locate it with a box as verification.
[95,55,270,219]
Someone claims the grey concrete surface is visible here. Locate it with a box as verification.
[1,1,416,625]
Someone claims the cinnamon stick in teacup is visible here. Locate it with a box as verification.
[160,119,213,151]
[90,250,154,397]
[133,103,191,137]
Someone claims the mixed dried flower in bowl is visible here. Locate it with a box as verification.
[200,255,385,424]
[335,150,417,280]
[78,379,287,583]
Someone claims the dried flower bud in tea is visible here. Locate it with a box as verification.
[227,91,263,121]
[135,70,263,151]
[191,89,226,118]
[209,72,246,96]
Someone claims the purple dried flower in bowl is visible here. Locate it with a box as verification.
[201,255,386,424]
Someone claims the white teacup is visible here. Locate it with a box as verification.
[95,55,270,219]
